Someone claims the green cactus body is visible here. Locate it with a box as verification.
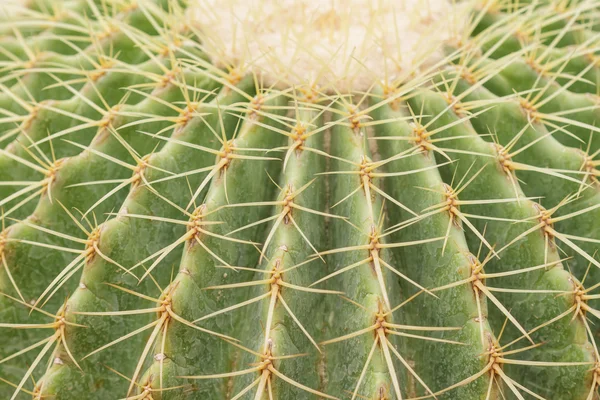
[1,1,600,399]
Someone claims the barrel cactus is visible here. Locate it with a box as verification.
[1,0,600,399]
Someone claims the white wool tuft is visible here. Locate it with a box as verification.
[0,0,27,16]
[188,0,467,91]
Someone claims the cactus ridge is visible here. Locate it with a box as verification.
[2,0,600,399]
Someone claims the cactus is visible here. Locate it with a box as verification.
[1,0,600,399]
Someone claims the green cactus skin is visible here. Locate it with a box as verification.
[1,1,600,399]
[372,95,497,398]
